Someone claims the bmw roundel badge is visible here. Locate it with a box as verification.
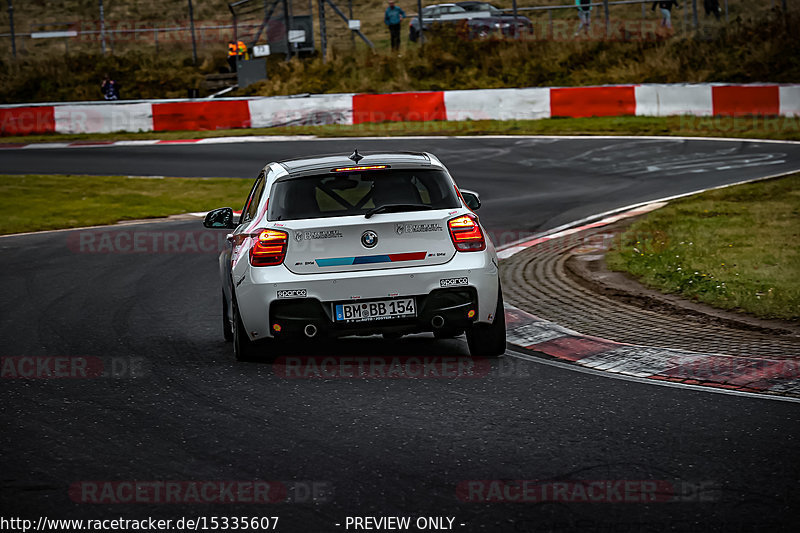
[361,230,378,248]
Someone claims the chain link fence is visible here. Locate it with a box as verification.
[0,1,792,61]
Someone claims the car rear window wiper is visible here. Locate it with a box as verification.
[365,204,433,219]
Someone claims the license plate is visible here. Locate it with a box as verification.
[335,298,416,322]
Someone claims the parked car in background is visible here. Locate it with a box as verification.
[409,4,476,42]
[456,2,533,38]
[409,2,532,42]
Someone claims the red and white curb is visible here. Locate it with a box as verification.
[496,183,800,399]
[504,306,800,397]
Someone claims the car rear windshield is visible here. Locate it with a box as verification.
[267,169,461,221]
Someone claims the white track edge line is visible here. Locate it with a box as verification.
[496,168,800,254]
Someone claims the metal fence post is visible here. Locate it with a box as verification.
[417,0,423,48]
[692,0,698,29]
[6,0,16,58]
[548,9,552,40]
[99,0,107,53]
[512,0,518,39]
[188,0,198,65]
[725,0,728,23]
[603,0,609,38]
[282,0,292,59]
[349,0,354,47]
[318,0,327,62]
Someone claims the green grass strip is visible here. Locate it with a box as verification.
[2,115,799,144]
[0,174,251,235]
[606,174,800,321]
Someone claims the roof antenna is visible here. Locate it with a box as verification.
[349,149,363,163]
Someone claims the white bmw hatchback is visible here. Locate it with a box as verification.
[204,150,505,360]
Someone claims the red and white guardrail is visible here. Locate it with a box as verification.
[1,83,798,136]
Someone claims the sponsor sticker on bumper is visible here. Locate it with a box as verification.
[440,277,468,288]
[277,289,307,298]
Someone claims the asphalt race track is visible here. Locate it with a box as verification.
[1,137,799,532]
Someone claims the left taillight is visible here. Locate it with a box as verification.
[249,229,288,266]
[448,214,486,252]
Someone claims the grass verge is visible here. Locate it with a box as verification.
[3,115,800,144]
[606,174,800,321]
[0,175,251,235]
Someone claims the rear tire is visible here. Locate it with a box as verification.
[222,291,233,342]
[466,289,506,358]
[232,299,260,362]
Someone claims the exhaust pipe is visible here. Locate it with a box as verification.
[431,315,445,329]
[304,324,318,338]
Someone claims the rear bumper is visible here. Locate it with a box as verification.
[269,287,478,339]
[235,250,499,340]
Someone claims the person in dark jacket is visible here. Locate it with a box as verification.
[384,1,406,51]
[704,0,721,20]
[100,74,120,100]
[652,0,679,29]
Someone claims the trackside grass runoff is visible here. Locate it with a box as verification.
[2,115,800,144]
[0,175,252,235]
[606,174,800,321]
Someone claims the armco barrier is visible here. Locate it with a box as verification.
[443,88,550,121]
[247,94,354,128]
[152,100,251,131]
[2,83,799,136]
[54,103,153,134]
[634,84,713,116]
[352,92,447,124]
[550,86,636,118]
[711,85,780,117]
[0,106,55,135]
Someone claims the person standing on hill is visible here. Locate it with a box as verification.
[227,40,249,72]
[385,0,406,51]
[100,74,120,100]
[574,0,592,36]
[227,41,238,72]
[652,0,679,29]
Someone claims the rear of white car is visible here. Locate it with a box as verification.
[204,151,505,360]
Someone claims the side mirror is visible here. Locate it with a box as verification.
[461,190,481,211]
[203,207,235,229]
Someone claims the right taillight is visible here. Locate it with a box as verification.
[249,229,288,266]
[448,214,486,252]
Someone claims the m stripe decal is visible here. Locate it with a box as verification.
[316,251,427,267]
